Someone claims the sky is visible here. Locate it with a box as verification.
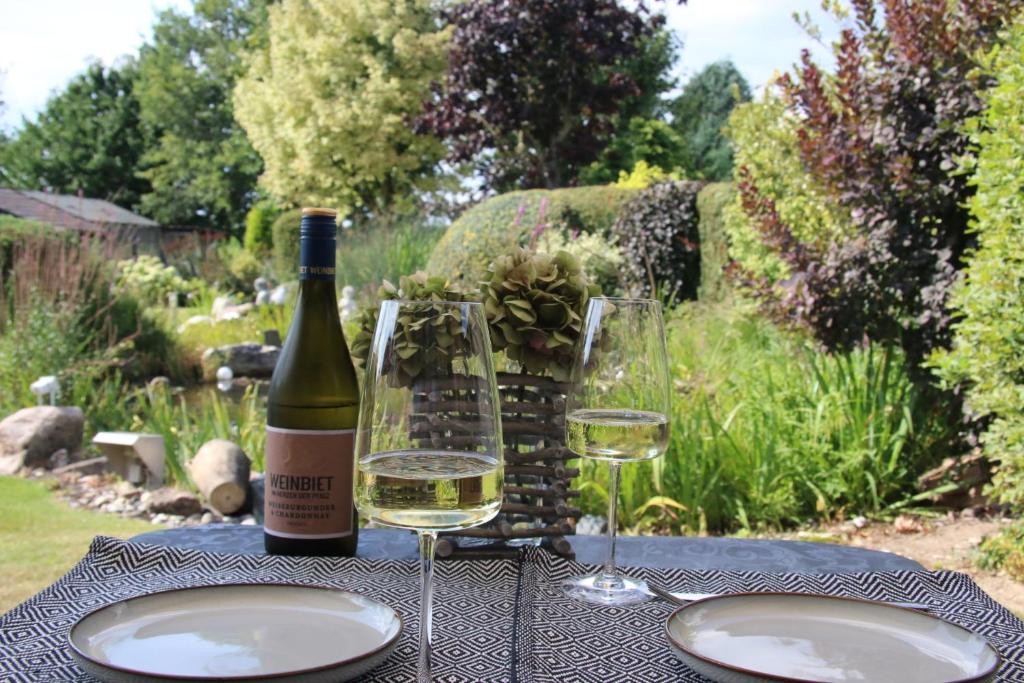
[0,0,843,131]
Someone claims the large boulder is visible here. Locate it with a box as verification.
[0,406,84,475]
[201,343,280,380]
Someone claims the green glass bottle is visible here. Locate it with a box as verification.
[264,207,359,556]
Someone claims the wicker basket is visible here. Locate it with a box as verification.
[408,371,580,560]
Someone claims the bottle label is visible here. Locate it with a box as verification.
[264,427,354,539]
[298,237,336,281]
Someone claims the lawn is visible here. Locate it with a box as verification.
[0,476,159,614]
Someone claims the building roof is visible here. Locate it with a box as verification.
[0,188,158,232]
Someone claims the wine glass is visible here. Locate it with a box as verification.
[562,297,671,606]
[355,300,504,682]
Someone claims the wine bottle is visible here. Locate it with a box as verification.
[264,207,359,556]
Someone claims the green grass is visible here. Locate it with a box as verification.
[0,476,159,613]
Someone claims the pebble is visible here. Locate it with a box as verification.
[240,515,256,526]
[200,512,215,525]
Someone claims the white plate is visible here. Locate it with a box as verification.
[69,584,402,683]
[665,592,1000,683]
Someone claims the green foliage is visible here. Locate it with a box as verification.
[0,61,151,210]
[611,180,704,303]
[580,118,687,186]
[271,208,304,282]
[696,182,734,302]
[116,255,189,305]
[578,303,954,533]
[0,216,64,275]
[136,0,269,235]
[737,1,1019,364]
[218,240,265,294]
[483,249,600,380]
[349,273,473,379]
[975,521,1024,582]
[725,91,848,282]
[532,226,624,296]
[337,217,443,293]
[427,185,637,284]
[931,22,1024,510]
[611,159,681,189]
[234,0,449,216]
[670,60,751,181]
[243,202,277,254]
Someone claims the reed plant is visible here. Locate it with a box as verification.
[337,217,444,295]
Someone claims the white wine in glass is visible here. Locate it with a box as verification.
[562,297,671,606]
[355,300,503,682]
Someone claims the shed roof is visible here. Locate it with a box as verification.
[0,188,158,231]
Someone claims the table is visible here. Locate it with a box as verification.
[130,524,923,573]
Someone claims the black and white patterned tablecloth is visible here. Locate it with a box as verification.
[2,537,1022,682]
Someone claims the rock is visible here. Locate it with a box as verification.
[894,514,924,534]
[576,514,607,536]
[114,480,141,499]
[269,284,291,306]
[145,487,202,517]
[852,515,868,530]
[240,515,257,526]
[200,512,216,525]
[48,448,70,469]
[80,474,104,489]
[917,451,992,509]
[201,344,279,380]
[0,406,85,475]
[187,439,251,515]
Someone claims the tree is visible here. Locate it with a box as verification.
[670,60,751,181]
[234,0,450,219]
[417,0,669,191]
[735,0,1021,370]
[0,61,151,209]
[136,0,270,235]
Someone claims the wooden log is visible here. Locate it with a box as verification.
[504,485,580,499]
[545,535,574,558]
[496,373,572,394]
[187,439,250,515]
[501,501,581,518]
[505,446,573,464]
[448,521,572,538]
[506,464,580,479]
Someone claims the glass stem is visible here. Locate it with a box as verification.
[417,530,437,683]
[601,461,621,584]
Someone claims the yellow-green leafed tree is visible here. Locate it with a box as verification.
[233,0,450,217]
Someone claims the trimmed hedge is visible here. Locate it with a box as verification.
[611,180,705,303]
[696,182,735,302]
[426,185,637,284]
[271,208,304,281]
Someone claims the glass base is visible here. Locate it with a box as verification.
[561,572,652,606]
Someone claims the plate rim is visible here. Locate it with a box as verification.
[663,590,1001,683]
[67,582,404,682]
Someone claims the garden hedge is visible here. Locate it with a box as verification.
[426,185,637,284]
[611,180,705,303]
[696,182,734,302]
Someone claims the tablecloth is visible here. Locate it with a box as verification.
[1,536,1021,682]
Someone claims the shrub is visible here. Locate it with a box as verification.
[243,203,277,254]
[610,180,704,303]
[219,241,265,295]
[931,22,1024,510]
[695,182,734,302]
[724,92,848,282]
[271,208,304,281]
[578,303,954,533]
[976,522,1024,582]
[427,185,637,284]
[115,255,189,305]
[532,226,624,296]
[735,1,1019,367]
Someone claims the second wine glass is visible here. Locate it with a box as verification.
[562,297,671,606]
[355,300,503,682]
